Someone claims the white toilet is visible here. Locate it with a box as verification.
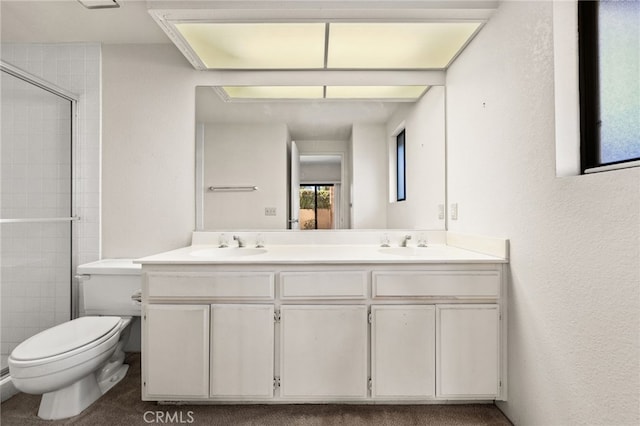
[8,259,141,420]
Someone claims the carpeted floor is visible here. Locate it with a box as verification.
[1,353,512,426]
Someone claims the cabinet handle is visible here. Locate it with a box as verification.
[131,289,142,304]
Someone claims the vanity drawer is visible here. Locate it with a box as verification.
[280,271,368,299]
[146,272,274,300]
[372,271,500,298]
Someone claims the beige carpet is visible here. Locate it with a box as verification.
[1,353,512,425]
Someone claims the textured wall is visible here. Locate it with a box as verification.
[386,86,446,230]
[351,123,388,228]
[101,45,197,257]
[203,123,288,229]
[446,1,640,424]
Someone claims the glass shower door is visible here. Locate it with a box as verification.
[0,66,74,375]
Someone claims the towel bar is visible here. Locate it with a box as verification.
[207,186,258,192]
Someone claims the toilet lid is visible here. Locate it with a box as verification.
[11,316,121,361]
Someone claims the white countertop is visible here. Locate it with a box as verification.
[135,244,507,265]
[78,258,142,275]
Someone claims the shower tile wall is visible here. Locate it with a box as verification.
[1,44,101,361]
[2,43,101,264]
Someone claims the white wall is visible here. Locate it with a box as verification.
[102,44,198,257]
[203,123,288,229]
[386,86,446,229]
[446,1,639,425]
[300,161,341,183]
[351,124,388,228]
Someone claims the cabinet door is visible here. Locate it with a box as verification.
[143,304,209,399]
[371,305,435,399]
[210,304,274,399]
[280,305,368,399]
[436,304,500,398]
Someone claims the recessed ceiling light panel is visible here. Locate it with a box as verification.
[219,85,427,101]
[175,23,326,69]
[325,85,428,99]
[222,86,324,100]
[327,22,481,69]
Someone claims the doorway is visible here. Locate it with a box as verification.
[299,184,336,229]
[298,153,345,229]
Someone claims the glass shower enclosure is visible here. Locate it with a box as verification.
[0,62,77,377]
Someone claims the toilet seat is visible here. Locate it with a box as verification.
[9,317,124,383]
[11,317,122,363]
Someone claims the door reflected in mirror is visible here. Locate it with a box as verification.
[195,85,446,230]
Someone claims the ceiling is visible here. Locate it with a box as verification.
[196,86,412,140]
[0,1,497,45]
[0,0,169,44]
[1,0,496,140]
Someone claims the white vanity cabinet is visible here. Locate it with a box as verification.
[141,261,506,403]
[370,269,503,400]
[142,270,276,401]
[210,304,275,399]
[371,305,436,399]
[278,271,369,399]
[436,304,500,398]
[280,305,368,399]
[143,303,275,401]
[143,304,210,399]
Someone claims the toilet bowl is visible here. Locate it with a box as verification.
[8,259,141,420]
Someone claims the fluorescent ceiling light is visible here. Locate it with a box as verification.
[327,22,481,69]
[325,86,428,99]
[222,86,324,99]
[219,86,427,101]
[174,21,481,70]
[175,23,326,69]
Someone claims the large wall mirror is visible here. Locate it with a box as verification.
[195,84,446,231]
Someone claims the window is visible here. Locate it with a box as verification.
[578,0,640,172]
[396,130,406,201]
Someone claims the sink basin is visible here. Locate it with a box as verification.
[189,248,267,258]
[378,247,432,257]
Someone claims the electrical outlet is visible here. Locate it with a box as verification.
[264,207,276,216]
[450,203,458,220]
[438,204,445,220]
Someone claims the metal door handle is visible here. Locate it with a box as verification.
[131,289,142,304]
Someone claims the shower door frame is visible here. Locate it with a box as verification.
[0,60,79,378]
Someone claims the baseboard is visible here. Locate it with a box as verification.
[1,375,19,402]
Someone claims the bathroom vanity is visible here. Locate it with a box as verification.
[136,231,508,404]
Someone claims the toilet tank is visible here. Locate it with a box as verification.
[77,259,142,316]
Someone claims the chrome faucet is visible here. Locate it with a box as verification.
[401,235,412,247]
[233,235,245,248]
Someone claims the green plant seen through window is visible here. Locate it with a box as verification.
[299,188,332,209]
